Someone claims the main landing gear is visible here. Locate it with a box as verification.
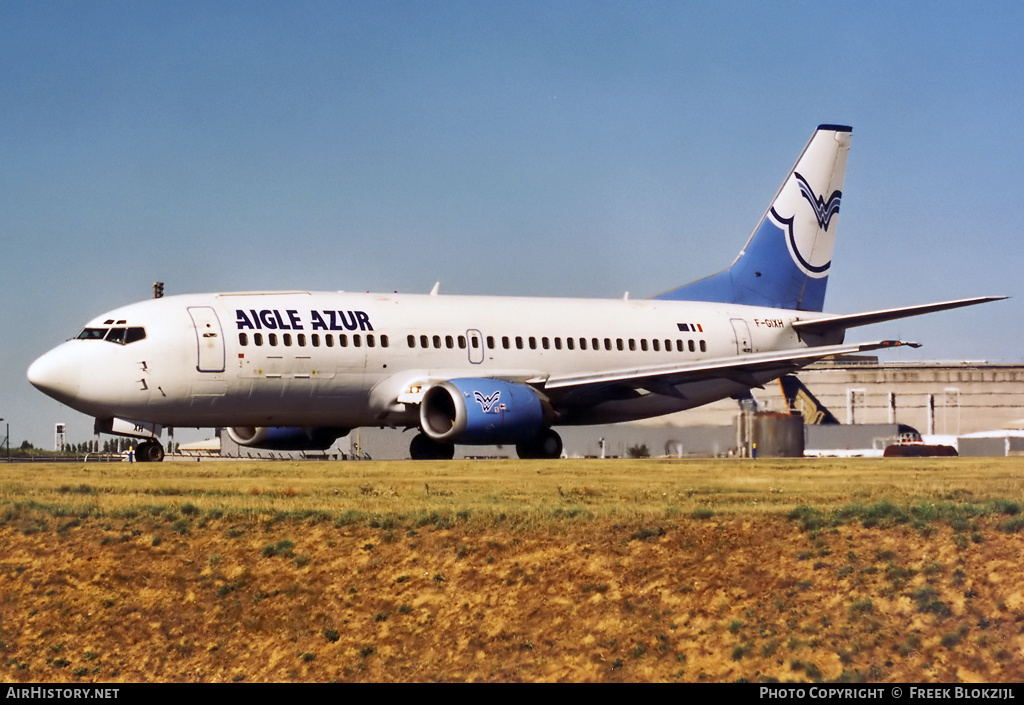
[408,429,563,460]
[134,440,165,463]
[515,429,563,460]
[409,433,455,460]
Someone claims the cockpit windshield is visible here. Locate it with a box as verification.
[76,327,146,345]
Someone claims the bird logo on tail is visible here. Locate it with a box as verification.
[794,172,842,231]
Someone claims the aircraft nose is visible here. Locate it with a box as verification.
[27,346,82,405]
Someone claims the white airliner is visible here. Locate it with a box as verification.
[28,125,1003,461]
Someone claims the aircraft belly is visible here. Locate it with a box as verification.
[117,361,368,427]
[198,372,369,425]
[206,342,371,424]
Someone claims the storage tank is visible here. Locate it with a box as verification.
[752,412,805,458]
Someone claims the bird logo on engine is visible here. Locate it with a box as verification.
[473,390,502,413]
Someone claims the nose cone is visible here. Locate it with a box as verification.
[28,345,82,405]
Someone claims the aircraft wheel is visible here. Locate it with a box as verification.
[516,429,562,460]
[136,441,165,463]
[410,433,455,460]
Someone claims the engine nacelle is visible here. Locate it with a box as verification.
[226,426,348,451]
[420,379,546,444]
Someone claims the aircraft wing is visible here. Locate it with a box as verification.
[792,296,1005,338]
[533,340,917,404]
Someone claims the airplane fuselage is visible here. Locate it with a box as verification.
[30,291,814,431]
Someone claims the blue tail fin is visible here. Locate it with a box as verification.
[655,125,852,312]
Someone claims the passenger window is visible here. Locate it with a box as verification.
[325,335,334,347]
[700,340,707,352]
[366,335,375,347]
[297,334,306,347]
[283,333,292,346]
[254,333,264,346]
[408,335,416,348]
[312,334,320,347]
[381,335,389,348]
[239,333,248,346]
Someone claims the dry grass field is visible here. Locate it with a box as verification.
[2,457,1024,682]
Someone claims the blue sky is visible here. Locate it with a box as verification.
[2,1,1022,447]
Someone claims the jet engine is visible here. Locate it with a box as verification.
[419,378,548,444]
[226,426,348,451]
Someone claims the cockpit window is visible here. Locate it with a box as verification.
[77,326,146,345]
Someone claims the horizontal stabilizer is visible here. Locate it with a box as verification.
[792,296,1006,337]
